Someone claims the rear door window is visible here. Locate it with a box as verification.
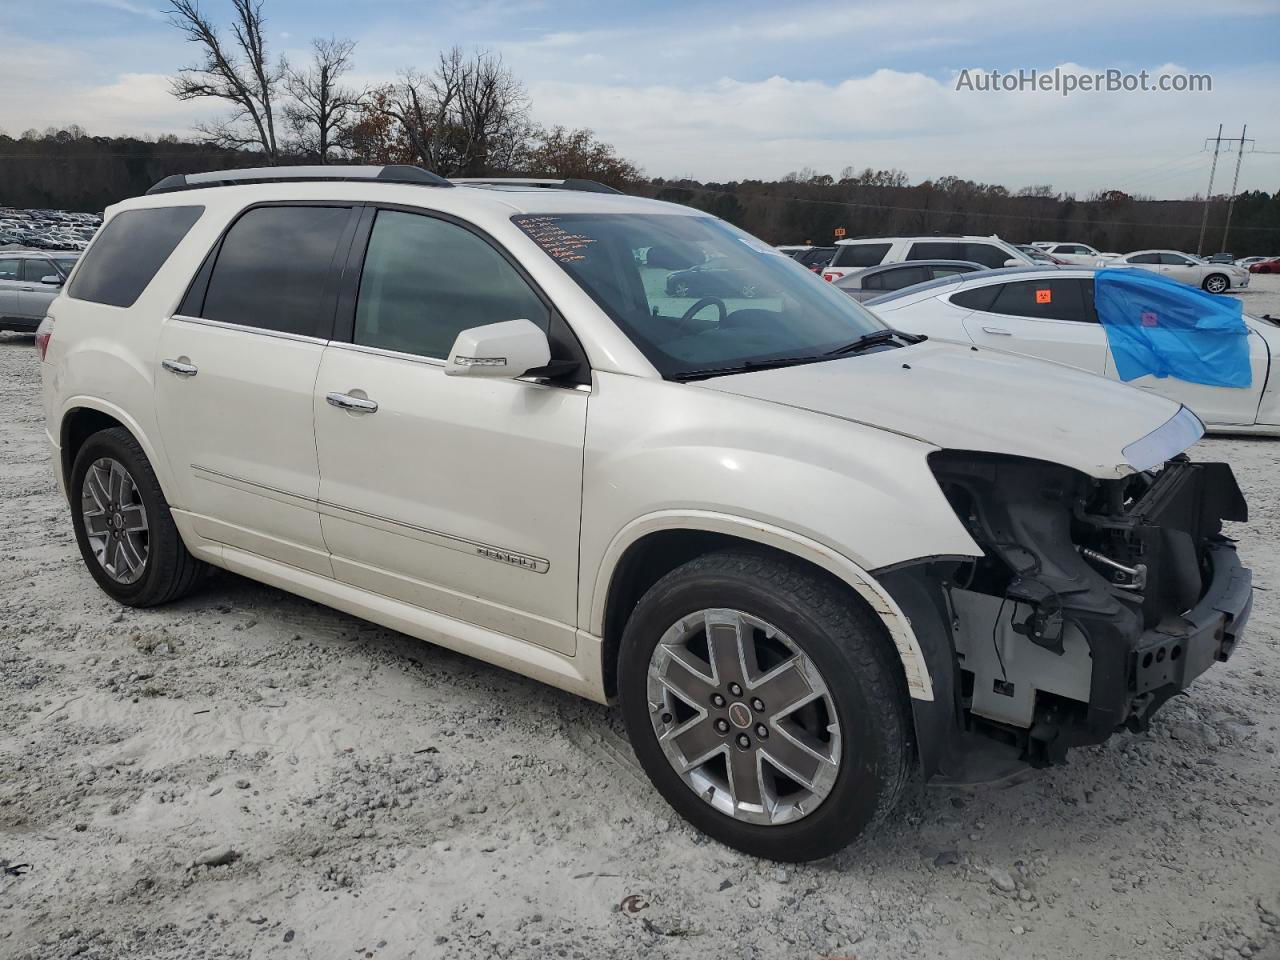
[1127,253,1160,264]
[199,205,353,338]
[985,278,1093,322]
[0,259,21,281]
[830,243,890,268]
[68,205,203,307]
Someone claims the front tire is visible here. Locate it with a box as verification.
[69,427,206,607]
[617,549,911,861]
[1203,273,1229,294]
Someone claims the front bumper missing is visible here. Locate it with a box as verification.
[885,454,1252,783]
[1130,540,1250,702]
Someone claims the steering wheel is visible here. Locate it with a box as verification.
[680,296,727,324]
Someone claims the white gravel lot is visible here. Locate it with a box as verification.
[1,278,1279,960]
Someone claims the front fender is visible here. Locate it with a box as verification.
[589,509,938,700]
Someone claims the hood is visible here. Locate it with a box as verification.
[697,339,1192,479]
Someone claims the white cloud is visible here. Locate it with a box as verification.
[527,61,1279,197]
[0,44,221,138]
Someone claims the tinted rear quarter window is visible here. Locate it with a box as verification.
[200,205,352,338]
[949,284,1000,311]
[69,205,203,307]
[831,243,890,268]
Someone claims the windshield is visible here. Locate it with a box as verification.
[512,213,886,379]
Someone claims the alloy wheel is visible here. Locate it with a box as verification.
[81,457,149,584]
[645,609,841,825]
[1206,275,1228,293]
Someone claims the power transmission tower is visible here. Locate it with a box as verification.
[1196,124,1223,257]
[1221,124,1252,254]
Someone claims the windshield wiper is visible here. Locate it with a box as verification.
[824,328,925,356]
[671,355,830,382]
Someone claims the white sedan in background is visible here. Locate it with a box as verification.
[866,266,1280,434]
[1105,250,1249,294]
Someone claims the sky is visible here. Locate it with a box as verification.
[1,0,1278,199]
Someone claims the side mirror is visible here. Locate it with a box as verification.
[1003,258,1023,268]
[444,319,551,379]
[40,275,63,285]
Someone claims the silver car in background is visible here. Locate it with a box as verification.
[0,251,79,332]
[1105,250,1249,294]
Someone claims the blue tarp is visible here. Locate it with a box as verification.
[1094,268,1251,388]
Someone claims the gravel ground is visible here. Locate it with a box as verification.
[2,278,1279,960]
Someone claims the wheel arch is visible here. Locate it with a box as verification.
[590,511,935,704]
[59,398,173,503]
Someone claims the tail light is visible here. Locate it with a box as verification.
[35,316,53,361]
[822,272,837,282]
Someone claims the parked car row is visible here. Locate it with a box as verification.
[0,208,101,251]
[776,236,1278,293]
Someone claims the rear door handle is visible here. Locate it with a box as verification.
[326,392,379,414]
[161,358,198,377]
[981,326,1012,336]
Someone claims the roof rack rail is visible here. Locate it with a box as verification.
[450,177,623,195]
[145,164,452,195]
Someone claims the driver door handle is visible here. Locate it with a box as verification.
[161,358,198,377]
[326,392,379,414]
[982,326,1012,336]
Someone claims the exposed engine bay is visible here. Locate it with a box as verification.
[880,451,1252,783]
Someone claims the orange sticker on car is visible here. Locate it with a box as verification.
[1035,289,1052,304]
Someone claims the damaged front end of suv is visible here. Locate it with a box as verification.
[880,443,1252,783]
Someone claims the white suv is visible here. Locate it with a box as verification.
[821,234,1032,282]
[39,166,1252,861]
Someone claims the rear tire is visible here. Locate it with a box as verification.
[69,427,206,607]
[617,549,911,861]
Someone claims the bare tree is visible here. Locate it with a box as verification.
[167,0,283,162]
[283,37,362,163]
[382,48,529,176]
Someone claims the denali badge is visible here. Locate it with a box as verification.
[474,545,549,573]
